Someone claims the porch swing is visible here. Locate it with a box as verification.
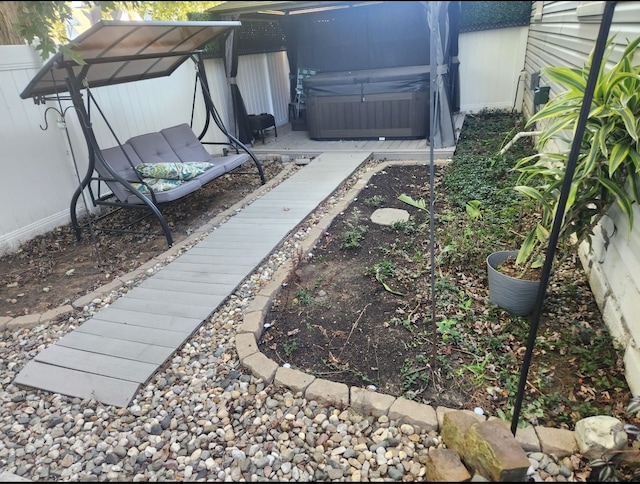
[20,20,266,248]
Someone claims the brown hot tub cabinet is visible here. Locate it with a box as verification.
[303,66,430,140]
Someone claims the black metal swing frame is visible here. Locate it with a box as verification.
[20,20,265,248]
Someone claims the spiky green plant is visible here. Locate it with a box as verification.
[513,35,640,270]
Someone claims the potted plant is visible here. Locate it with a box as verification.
[488,35,640,315]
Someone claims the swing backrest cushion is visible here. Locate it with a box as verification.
[161,123,245,183]
[160,124,212,163]
[128,132,182,165]
[97,144,145,202]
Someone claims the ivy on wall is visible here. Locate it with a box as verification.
[459,1,532,33]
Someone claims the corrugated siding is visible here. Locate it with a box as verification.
[237,51,291,125]
[524,1,640,119]
[524,1,640,394]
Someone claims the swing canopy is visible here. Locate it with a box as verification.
[20,20,240,102]
[19,20,265,249]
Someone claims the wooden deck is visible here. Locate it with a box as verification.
[247,116,464,161]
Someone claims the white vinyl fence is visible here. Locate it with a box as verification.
[458,26,530,113]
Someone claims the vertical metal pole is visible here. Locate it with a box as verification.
[510,1,618,435]
[428,2,439,364]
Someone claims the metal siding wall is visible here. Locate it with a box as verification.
[237,54,265,117]
[524,1,640,118]
[458,27,530,113]
[525,1,640,394]
[267,51,292,126]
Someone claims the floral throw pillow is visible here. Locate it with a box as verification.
[135,162,215,180]
[131,178,184,194]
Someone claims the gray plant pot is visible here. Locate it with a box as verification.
[486,250,540,316]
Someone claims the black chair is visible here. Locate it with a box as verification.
[248,113,277,144]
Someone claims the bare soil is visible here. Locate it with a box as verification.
[0,161,287,319]
[258,162,633,430]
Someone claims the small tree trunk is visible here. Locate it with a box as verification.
[0,2,26,46]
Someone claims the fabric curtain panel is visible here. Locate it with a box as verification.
[223,19,253,144]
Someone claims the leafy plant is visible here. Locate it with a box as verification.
[364,195,386,208]
[455,354,496,386]
[513,35,640,272]
[340,208,367,249]
[293,288,314,306]
[398,193,428,212]
[387,220,415,234]
[465,200,483,220]
[366,260,405,296]
[284,338,298,357]
[460,1,532,33]
[436,318,461,343]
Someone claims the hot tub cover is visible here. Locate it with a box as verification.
[303,65,430,97]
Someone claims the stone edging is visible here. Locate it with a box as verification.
[234,159,579,459]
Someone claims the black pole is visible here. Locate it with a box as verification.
[423,1,439,365]
[429,2,440,344]
[510,1,618,435]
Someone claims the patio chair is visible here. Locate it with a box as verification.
[247,113,277,144]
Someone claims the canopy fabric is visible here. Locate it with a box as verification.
[223,19,254,144]
[20,20,240,101]
[426,1,456,149]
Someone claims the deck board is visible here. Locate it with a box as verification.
[108,297,215,319]
[121,287,227,308]
[247,120,459,161]
[33,345,158,383]
[139,277,233,295]
[150,269,244,285]
[87,307,203,331]
[14,361,139,407]
[75,319,193,346]
[55,332,175,364]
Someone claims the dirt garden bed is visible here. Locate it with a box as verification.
[259,111,633,432]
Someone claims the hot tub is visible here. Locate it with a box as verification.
[303,65,430,140]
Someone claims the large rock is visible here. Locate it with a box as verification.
[441,410,485,455]
[463,419,530,482]
[370,207,410,226]
[441,410,530,481]
[424,448,472,482]
[574,415,628,459]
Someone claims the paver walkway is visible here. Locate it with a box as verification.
[14,152,371,407]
